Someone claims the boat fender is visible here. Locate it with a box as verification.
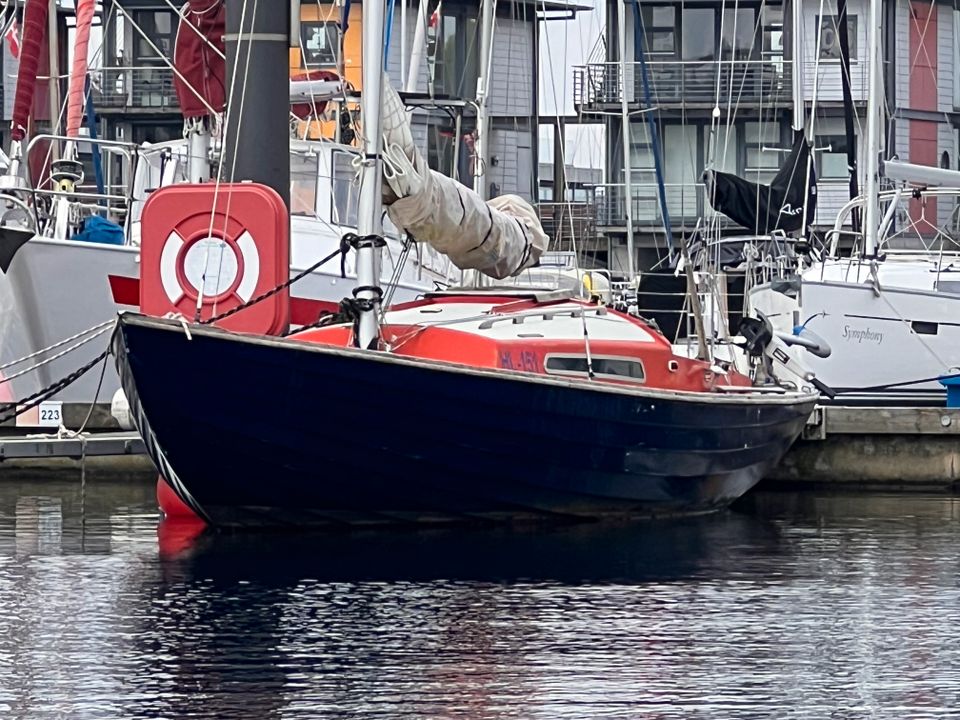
[110,388,133,430]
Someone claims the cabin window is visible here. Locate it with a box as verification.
[816,15,858,61]
[545,355,645,381]
[300,21,339,67]
[290,153,318,217]
[331,150,359,227]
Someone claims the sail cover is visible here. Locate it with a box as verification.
[702,132,817,234]
[10,0,49,141]
[172,0,226,118]
[378,79,548,280]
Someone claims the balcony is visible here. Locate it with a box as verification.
[537,201,600,253]
[91,66,180,112]
[575,59,793,111]
[593,179,851,232]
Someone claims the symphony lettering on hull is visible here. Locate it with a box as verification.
[842,325,884,344]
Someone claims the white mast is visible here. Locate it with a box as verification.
[405,0,429,92]
[473,0,492,199]
[863,0,882,257]
[616,0,636,280]
[356,0,388,348]
[790,0,805,132]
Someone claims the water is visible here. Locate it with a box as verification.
[1,478,960,719]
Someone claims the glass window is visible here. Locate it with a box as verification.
[762,6,784,58]
[640,6,676,56]
[682,9,715,60]
[720,8,757,60]
[133,10,175,60]
[290,153,318,217]
[331,150,359,227]
[300,21,339,66]
[817,15,858,60]
[816,134,850,179]
[545,355,645,381]
[428,7,478,99]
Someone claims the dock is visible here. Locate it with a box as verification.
[0,431,155,481]
[771,406,960,491]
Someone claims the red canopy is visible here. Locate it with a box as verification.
[173,0,226,119]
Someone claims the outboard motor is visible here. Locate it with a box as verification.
[736,313,835,398]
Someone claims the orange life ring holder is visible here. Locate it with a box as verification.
[140,183,289,335]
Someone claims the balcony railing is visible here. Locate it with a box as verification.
[537,201,599,252]
[90,66,180,110]
[575,59,793,108]
[593,180,852,230]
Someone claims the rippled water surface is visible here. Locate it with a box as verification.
[1,479,960,718]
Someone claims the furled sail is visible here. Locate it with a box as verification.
[10,0,49,142]
[702,132,817,234]
[172,0,227,118]
[65,0,96,138]
[379,79,548,280]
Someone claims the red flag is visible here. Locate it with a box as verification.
[428,2,441,28]
[5,18,19,59]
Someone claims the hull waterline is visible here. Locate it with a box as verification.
[114,314,816,527]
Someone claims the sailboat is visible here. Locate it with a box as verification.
[105,0,826,528]
[697,0,960,406]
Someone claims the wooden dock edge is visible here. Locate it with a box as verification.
[768,406,960,490]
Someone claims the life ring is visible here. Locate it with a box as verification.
[140,183,289,335]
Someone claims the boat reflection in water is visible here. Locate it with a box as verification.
[4,479,960,718]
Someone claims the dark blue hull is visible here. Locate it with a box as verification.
[113,315,816,527]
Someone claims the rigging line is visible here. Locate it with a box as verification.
[0,325,111,387]
[538,0,594,361]
[205,0,260,318]
[0,320,113,372]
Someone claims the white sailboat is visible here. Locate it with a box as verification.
[748,0,960,405]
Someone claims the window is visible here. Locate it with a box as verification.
[427,6,478,99]
[300,21,339,66]
[816,135,850,179]
[720,8,757,60]
[681,9,714,61]
[545,355,645,381]
[639,6,676,56]
[817,15,858,61]
[762,6,784,59]
[133,10,175,60]
[331,150,359,227]
[290,153,318,216]
[745,121,782,183]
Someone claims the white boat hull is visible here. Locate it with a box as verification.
[750,258,960,404]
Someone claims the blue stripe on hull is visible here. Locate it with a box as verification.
[114,316,815,527]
